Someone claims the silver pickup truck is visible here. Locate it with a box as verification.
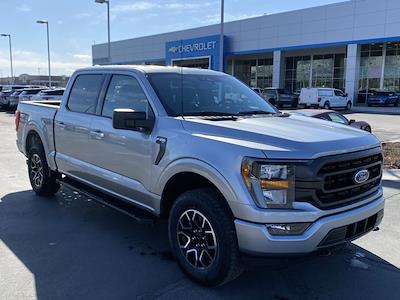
[16,66,384,285]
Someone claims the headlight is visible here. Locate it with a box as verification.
[241,158,295,208]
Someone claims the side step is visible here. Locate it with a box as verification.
[59,177,157,224]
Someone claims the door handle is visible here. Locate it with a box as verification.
[90,130,105,139]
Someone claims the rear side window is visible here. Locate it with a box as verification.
[67,74,104,114]
[101,75,151,118]
[318,90,332,96]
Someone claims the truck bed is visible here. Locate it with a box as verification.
[16,100,61,171]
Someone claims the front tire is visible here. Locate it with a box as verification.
[323,101,330,109]
[345,101,352,110]
[28,143,60,196]
[168,188,242,286]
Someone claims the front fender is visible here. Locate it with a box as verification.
[155,158,239,208]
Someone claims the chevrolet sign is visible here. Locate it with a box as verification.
[168,41,217,54]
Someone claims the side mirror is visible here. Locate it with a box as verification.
[112,109,154,133]
[349,119,356,124]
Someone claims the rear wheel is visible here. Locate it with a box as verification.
[394,100,399,107]
[168,188,242,286]
[365,126,372,133]
[28,142,60,196]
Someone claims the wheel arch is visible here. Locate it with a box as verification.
[157,159,237,218]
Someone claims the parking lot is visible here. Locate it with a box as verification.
[0,109,399,300]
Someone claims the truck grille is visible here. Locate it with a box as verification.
[317,153,382,206]
[295,149,383,209]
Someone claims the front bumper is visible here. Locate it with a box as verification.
[235,194,384,255]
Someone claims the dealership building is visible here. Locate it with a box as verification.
[92,0,400,105]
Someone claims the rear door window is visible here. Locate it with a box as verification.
[67,74,104,114]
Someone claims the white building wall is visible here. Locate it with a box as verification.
[93,0,400,64]
[345,44,361,105]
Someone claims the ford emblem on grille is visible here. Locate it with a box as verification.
[354,169,370,184]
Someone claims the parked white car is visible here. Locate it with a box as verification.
[299,88,352,110]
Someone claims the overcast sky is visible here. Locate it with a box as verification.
[0,0,345,76]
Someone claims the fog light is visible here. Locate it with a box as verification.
[266,223,311,235]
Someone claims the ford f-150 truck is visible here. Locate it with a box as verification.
[16,66,384,286]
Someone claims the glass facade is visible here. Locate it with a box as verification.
[384,42,400,92]
[284,53,346,93]
[233,58,273,88]
[359,43,383,100]
[284,56,311,93]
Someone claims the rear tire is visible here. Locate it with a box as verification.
[28,142,60,197]
[365,126,372,133]
[168,188,243,286]
[394,100,399,107]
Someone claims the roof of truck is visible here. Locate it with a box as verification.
[77,65,223,75]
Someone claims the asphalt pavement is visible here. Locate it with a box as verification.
[0,110,399,300]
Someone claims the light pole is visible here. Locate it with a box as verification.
[95,0,111,64]
[1,34,14,83]
[219,0,225,72]
[36,20,51,87]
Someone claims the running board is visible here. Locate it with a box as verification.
[59,177,157,224]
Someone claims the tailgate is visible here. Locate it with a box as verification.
[16,101,60,171]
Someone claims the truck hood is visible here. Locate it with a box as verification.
[181,114,380,159]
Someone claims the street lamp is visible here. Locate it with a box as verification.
[36,20,52,87]
[219,0,224,72]
[1,34,14,84]
[95,0,111,64]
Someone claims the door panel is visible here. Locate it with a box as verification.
[54,74,105,180]
[83,74,156,200]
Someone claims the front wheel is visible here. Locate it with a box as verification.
[323,101,331,109]
[168,188,242,286]
[345,101,352,110]
[28,144,60,196]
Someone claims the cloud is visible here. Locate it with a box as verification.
[16,4,31,12]
[0,50,91,76]
[73,54,92,62]
[111,1,217,15]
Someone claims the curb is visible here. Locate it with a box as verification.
[351,108,400,116]
[382,169,400,181]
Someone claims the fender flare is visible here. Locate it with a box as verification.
[155,158,238,207]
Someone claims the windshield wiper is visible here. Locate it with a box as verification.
[182,111,237,117]
[235,110,276,116]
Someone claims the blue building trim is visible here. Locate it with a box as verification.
[165,35,226,71]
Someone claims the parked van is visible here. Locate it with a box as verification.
[299,88,352,110]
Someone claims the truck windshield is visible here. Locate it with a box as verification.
[147,72,278,117]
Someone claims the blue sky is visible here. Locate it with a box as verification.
[0,0,345,76]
